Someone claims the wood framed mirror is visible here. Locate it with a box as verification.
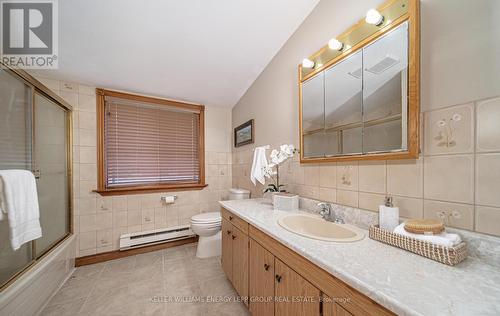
[299,0,419,163]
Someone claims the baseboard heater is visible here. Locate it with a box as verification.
[119,225,195,250]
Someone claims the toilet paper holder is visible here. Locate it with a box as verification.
[160,195,178,202]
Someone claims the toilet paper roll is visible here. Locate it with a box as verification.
[161,196,176,204]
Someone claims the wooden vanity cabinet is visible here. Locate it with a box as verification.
[221,218,233,280]
[221,212,249,305]
[322,294,353,316]
[249,239,320,316]
[249,239,275,316]
[274,258,321,316]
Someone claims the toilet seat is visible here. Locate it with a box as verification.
[190,212,221,224]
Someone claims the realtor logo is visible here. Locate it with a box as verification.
[1,0,58,69]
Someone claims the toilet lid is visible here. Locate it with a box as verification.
[191,212,221,223]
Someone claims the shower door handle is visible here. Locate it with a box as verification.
[32,169,41,179]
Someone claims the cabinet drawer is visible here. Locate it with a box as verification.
[221,207,248,234]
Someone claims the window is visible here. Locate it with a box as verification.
[96,89,206,195]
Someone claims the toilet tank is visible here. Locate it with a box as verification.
[229,188,250,200]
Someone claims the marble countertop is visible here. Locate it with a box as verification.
[219,198,500,316]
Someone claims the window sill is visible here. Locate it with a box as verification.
[94,183,208,196]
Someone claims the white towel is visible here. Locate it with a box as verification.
[0,170,42,250]
[250,146,269,185]
[393,223,462,247]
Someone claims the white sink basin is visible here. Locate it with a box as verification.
[278,214,364,242]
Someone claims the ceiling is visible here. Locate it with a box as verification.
[33,0,320,107]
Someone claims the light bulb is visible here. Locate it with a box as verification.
[302,58,315,69]
[365,9,384,26]
[328,38,344,51]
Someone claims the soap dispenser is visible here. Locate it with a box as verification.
[379,196,399,231]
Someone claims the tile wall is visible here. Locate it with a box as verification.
[33,76,233,257]
[233,96,500,236]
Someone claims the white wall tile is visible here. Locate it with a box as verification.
[387,158,423,198]
[423,155,474,204]
[476,97,500,152]
[475,153,500,207]
[358,161,386,194]
[475,206,500,236]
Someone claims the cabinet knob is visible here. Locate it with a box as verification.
[229,216,233,220]
[226,230,231,235]
[275,274,282,283]
[232,235,236,240]
[264,264,270,271]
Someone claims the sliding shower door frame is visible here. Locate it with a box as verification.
[0,64,74,291]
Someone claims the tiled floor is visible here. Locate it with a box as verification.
[40,243,249,316]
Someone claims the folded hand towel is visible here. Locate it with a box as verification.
[250,146,269,185]
[394,223,462,247]
[0,170,42,250]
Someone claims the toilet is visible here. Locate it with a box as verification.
[190,188,250,258]
[190,212,222,258]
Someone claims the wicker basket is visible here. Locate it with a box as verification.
[369,225,468,266]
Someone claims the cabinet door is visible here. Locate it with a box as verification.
[275,259,320,316]
[322,294,353,316]
[249,239,275,316]
[221,218,233,281]
[232,225,249,304]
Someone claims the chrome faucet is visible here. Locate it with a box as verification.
[317,202,344,224]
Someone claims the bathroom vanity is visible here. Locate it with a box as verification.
[220,205,392,316]
[220,199,500,316]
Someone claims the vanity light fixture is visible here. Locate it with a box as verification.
[365,9,384,26]
[328,38,344,51]
[302,58,315,68]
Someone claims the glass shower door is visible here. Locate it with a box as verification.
[0,69,33,286]
[33,92,70,257]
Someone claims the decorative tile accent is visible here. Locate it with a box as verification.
[336,162,358,190]
[476,97,500,152]
[423,200,474,230]
[424,103,474,155]
[423,155,474,204]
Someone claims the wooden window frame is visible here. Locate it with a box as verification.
[95,88,206,196]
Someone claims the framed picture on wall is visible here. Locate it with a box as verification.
[234,119,254,147]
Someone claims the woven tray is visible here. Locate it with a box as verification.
[369,225,468,266]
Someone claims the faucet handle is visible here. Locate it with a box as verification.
[317,202,331,217]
